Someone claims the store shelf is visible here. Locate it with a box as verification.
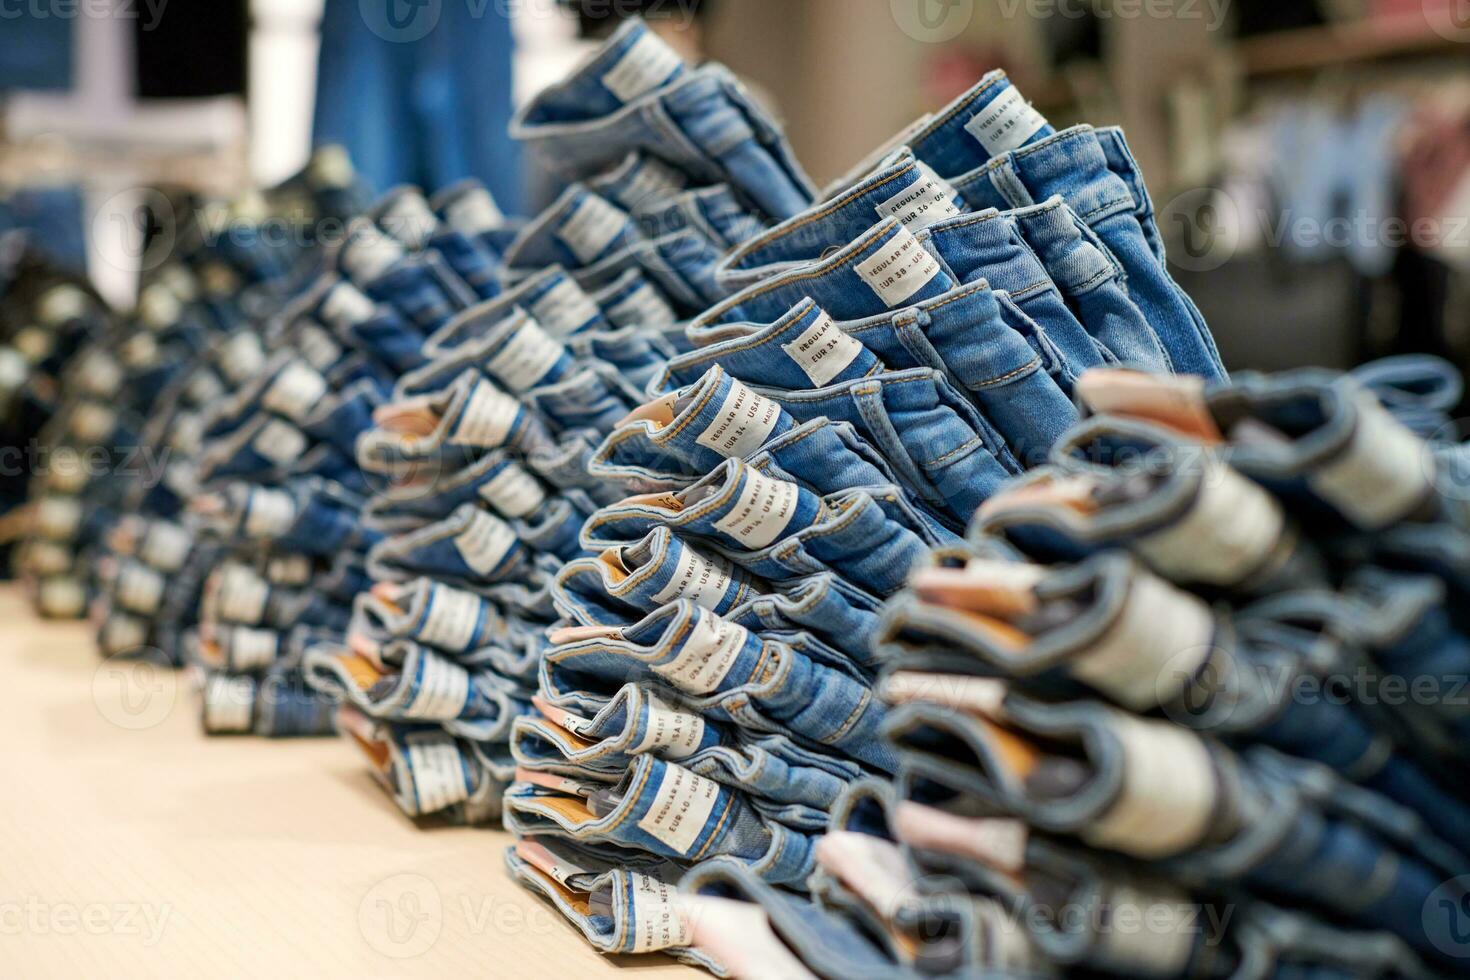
[1239,16,1467,77]
[0,586,696,978]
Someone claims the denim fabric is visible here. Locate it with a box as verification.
[512,22,814,221]
[366,503,534,588]
[634,184,766,250]
[726,573,886,673]
[425,266,610,358]
[315,279,429,375]
[338,220,476,335]
[503,185,641,271]
[586,151,690,214]
[590,268,680,332]
[907,70,1056,180]
[951,127,1224,378]
[572,229,729,315]
[429,178,512,257]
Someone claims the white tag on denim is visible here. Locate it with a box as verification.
[244,487,296,538]
[712,468,799,549]
[601,30,682,103]
[622,159,687,211]
[854,226,942,307]
[296,323,344,371]
[695,380,782,458]
[629,874,693,952]
[453,510,518,575]
[486,319,564,392]
[1084,713,1216,858]
[203,674,255,733]
[780,311,864,386]
[220,332,267,384]
[558,195,627,265]
[419,584,485,651]
[140,521,192,572]
[262,361,328,422]
[405,651,471,720]
[479,464,546,519]
[633,692,706,759]
[267,554,313,586]
[320,282,376,326]
[379,192,437,249]
[36,496,81,540]
[636,763,720,855]
[1307,393,1431,529]
[651,545,736,610]
[219,566,269,624]
[405,733,471,814]
[186,369,225,405]
[1072,569,1213,711]
[101,614,148,655]
[26,540,70,576]
[70,402,116,443]
[1137,460,1285,585]
[445,187,503,235]
[875,164,961,232]
[118,563,165,614]
[608,282,677,328]
[965,86,1047,156]
[229,626,279,671]
[1095,881,1197,976]
[654,610,746,694]
[253,419,307,466]
[530,277,601,337]
[453,380,518,447]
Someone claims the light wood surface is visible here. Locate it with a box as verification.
[0,585,697,978]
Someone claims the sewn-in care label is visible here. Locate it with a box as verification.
[653,610,747,695]
[530,277,601,337]
[263,361,329,422]
[218,567,270,625]
[321,282,376,326]
[558,194,627,264]
[486,320,565,392]
[632,692,706,759]
[252,419,307,466]
[117,563,165,614]
[452,380,519,447]
[228,626,280,671]
[695,380,782,458]
[405,651,471,720]
[453,510,518,576]
[964,85,1048,156]
[601,31,682,103]
[854,227,942,307]
[405,733,471,814]
[650,545,736,610]
[418,584,486,652]
[608,282,677,328]
[629,874,693,952]
[780,311,864,386]
[479,463,546,519]
[875,163,961,232]
[140,521,192,572]
[620,159,687,210]
[636,763,721,856]
[444,188,503,235]
[712,467,799,549]
[244,487,296,539]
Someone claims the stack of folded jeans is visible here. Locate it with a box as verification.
[676,364,1470,978]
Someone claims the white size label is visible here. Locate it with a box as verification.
[608,282,677,328]
[186,369,225,405]
[1309,394,1431,529]
[418,584,485,652]
[445,187,504,235]
[621,159,687,210]
[876,162,961,231]
[244,487,296,538]
[650,544,736,610]
[854,226,942,307]
[452,380,519,447]
[70,402,116,443]
[380,192,437,249]
[405,734,471,815]
[479,463,546,519]
[712,467,800,549]
[263,361,329,422]
[965,85,1048,156]
[219,567,270,625]
[297,323,343,371]
[780,311,864,387]
[140,521,192,572]
[530,277,602,337]
[117,563,165,614]
[203,674,255,733]
[653,610,747,695]
[601,31,682,103]
[221,332,266,384]
[321,281,377,326]
[453,510,519,576]
[486,319,565,391]
[558,195,628,265]
[632,692,706,759]
[635,763,721,856]
[253,419,308,466]
[36,496,82,540]
[695,379,783,458]
[266,555,313,585]
[229,626,280,671]
[405,651,472,720]
[629,874,693,952]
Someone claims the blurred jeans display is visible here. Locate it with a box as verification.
[3,11,1470,980]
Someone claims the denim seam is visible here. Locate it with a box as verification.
[971,356,1042,389]
[706,222,899,310]
[732,166,914,266]
[658,375,724,441]
[827,690,874,744]
[924,436,985,468]
[922,74,1006,136]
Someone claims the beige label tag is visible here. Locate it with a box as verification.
[780,311,864,386]
[854,227,942,307]
[635,763,720,855]
[694,379,782,458]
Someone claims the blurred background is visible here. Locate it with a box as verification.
[3,0,1469,372]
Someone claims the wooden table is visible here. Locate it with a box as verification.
[0,585,697,978]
